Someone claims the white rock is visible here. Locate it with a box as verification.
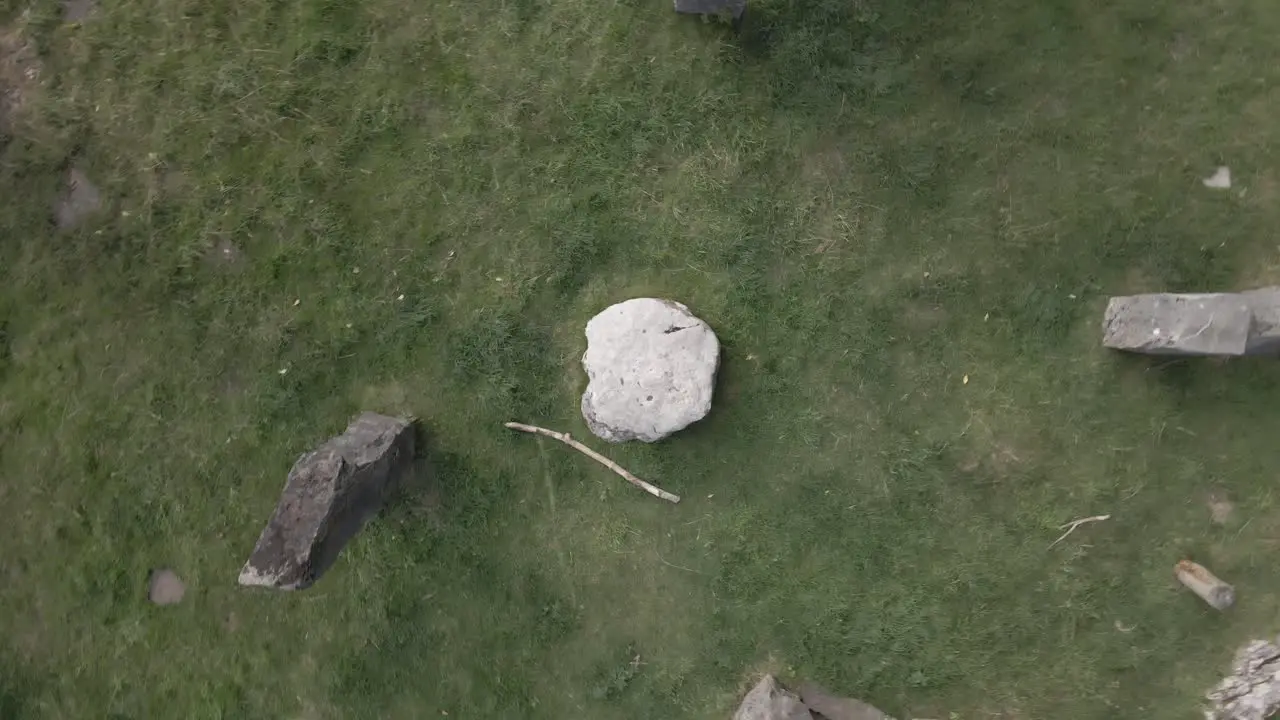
[580,298,719,443]
[1204,166,1232,189]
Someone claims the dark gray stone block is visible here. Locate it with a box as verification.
[238,412,414,590]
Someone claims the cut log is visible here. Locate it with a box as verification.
[1176,560,1235,610]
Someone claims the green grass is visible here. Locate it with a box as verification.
[5,0,1280,716]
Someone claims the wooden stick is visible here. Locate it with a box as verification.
[1176,560,1235,610]
[1047,514,1111,549]
[504,422,680,504]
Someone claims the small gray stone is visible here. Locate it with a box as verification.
[734,675,813,720]
[53,168,102,230]
[1102,289,1280,356]
[238,412,414,590]
[147,568,185,606]
[581,298,719,443]
[674,0,745,18]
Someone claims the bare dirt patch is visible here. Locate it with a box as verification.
[958,440,1028,478]
[957,410,1039,480]
[161,168,190,195]
[1207,490,1235,525]
[207,238,247,269]
[1169,33,1196,62]
[0,18,41,135]
[902,299,949,334]
[54,167,103,230]
[219,368,247,399]
[799,134,848,185]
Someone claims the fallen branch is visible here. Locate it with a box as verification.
[1047,514,1110,549]
[504,422,680,504]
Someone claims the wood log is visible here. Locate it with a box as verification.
[1176,560,1235,610]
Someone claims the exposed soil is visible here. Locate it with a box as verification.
[0,20,40,135]
[54,167,103,230]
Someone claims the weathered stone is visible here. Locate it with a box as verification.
[1206,638,1280,720]
[796,681,893,720]
[53,167,102,230]
[734,675,813,720]
[1242,288,1280,354]
[581,298,719,443]
[147,568,185,606]
[1,22,41,136]
[1102,288,1280,356]
[239,412,414,590]
[674,0,746,19]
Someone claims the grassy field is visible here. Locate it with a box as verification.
[5,0,1280,716]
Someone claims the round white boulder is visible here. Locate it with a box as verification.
[580,298,720,443]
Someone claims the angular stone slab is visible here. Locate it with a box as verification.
[239,412,414,590]
[1102,288,1280,356]
[733,675,814,720]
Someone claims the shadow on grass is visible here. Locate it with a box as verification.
[334,447,597,717]
[727,0,944,107]
[1135,354,1280,402]
[0,648,45,719]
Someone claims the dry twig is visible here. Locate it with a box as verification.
[504,422,680,503]
[1047,514,1110,549]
